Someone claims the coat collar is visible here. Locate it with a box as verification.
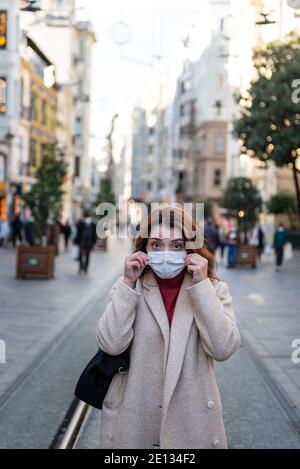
[139,267,195,432]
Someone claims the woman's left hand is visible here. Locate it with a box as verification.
[185,253,208,284]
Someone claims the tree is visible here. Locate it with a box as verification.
[94,178,116,218]
[221,177,262,235]
[23,144,68,241]
[233,33,300,225]
[267,192,297,228]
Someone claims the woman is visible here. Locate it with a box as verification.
[96,205,240,449]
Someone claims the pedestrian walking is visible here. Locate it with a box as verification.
[218,225,227,261]
[204,218,220,254]
[10,213,23,247]
[24,215,35,246]
[0,220,10,247]
[0,220,4,247]
[62,221,72,251]
[257,224,265,260]
[226,227,238,268]
[46,217,60,255]
[75,212,97,274]
[273,223,288,272]
[96,205,240,449]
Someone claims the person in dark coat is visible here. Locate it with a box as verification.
[75,212,97,273]
[204,218,220,254]
[11,213,23,247]
[62,221,72,251]
[257,224,265,260]
[273,223,288,272]
[226,227,239,268]
[24,216,35,246]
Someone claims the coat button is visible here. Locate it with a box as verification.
[213,439,219,448]
[207,400,214,408]
[118,367,127,374]
[108,432,113,441]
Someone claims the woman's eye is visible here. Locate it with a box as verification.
[153,242,161,249]
[173,243,183,250]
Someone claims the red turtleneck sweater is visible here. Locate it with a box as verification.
[154,269,185,327]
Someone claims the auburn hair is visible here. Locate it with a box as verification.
[132,204,219,282]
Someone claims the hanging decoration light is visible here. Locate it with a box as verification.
[110,21,132,46]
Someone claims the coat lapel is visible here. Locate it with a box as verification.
[141,268,195,433]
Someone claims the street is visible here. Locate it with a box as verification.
[0,242,299,449]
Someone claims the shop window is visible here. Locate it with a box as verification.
[0,77,7,114]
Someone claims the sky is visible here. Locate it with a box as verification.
[75,0,207,142]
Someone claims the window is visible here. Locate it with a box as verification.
[180,103,185,116]
[74,156,80,177]
[218,74,224,89]
[147,145,154,155]
[50,106,56,132]
[41,100,47,126]
[149,127,154,135]
[29,140,38,167]
[181,79,191,94]
[214,133,223,154]
[30,93,35,120]
[147,181,152,191]
[31,93,40,122]
[213,169,222,187]
[0,11,7,50]
[0,77,7,114]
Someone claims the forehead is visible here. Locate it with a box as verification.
[149,224,183,239]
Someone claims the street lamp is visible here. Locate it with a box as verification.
[21,1,41,13]
[255,11,276,25]
[238,210,246,243]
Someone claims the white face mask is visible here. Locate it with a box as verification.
[147,250,187,279]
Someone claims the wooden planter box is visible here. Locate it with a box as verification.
[94,237,108,252]
[16,245,55,279]
[287,231,300,250]
[236,244,257,268]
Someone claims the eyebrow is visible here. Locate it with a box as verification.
[149,237,184,242]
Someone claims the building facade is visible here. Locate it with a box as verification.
[0,0,96,225]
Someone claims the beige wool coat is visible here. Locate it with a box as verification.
[96,267,241,449]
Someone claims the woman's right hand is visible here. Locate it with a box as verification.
[123,251,149,288]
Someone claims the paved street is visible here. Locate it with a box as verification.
[0,242,300,448]
[218,251,300,417]
[0,238,131,405]
[78,250,300,449]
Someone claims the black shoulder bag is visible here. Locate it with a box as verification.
[74,347,130,410]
